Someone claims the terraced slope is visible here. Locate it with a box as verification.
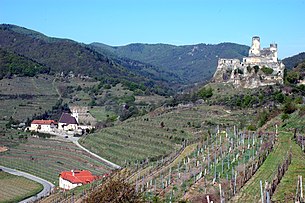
[231,132,297,202]
[80,105,255,166]
[0,75,58,123]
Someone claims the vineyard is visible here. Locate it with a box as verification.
[0,76,59,123]
[0,137,111,185]
[129,127,276,202]
[80,105,256,166]
[0,171,43,203]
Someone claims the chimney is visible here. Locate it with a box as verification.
[71,170,74,176]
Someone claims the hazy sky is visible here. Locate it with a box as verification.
[1,0,305,58]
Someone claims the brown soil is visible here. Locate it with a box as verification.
[0,146,8,153]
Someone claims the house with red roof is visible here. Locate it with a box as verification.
[29,120,57,132]
[59,170,97,190]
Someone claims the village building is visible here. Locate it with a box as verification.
[29,120,57,132]
[59,170,97,190]
[58,113,78,131]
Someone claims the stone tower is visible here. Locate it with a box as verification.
[270,43,278,62]
[249,36,261,57]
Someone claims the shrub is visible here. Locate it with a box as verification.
[274,92,285,103]
[86,174,143,203]
[281,113,289,122]
[261,66,274,75]
[258,110,269,127]
[247,124,257,131]
[283,101,297,114]
[198,86,213,99]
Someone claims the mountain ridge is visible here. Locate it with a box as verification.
[90,42,250,84]
[0,24,176,94]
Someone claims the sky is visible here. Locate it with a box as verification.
[1,0,305,58]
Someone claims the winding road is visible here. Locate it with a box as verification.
[0,165,55,203]
[73,139,121,169]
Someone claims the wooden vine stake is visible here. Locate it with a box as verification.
[260,180,264,203]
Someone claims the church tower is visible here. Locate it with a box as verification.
[71,109,79,123]
[249,36,261,57]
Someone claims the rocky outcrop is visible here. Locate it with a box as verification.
[213,37,285,89]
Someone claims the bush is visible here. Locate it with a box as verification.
[198,86,213,99]
[86,174,143,203]
[281,113,289,122]
[286,71,300,84]
[283,101,297,114]
[258,110,269,127]
[274,92,285,103]
[261,66,274,75]
[247,124,257,131]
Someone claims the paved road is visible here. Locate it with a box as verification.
[73,139,121,169]
[0,165,55,203]
[48,130,121,170]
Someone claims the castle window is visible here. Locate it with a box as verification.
[231,60,233,64]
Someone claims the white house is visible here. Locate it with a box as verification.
[29,120,57,132]
[59,170,97,190]
[58,113,78,131]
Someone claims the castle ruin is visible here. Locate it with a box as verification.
[213,36,285,88]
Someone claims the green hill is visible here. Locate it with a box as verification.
[90,42,250,84]
[0,24,173,93]
[0,48,49,78]
[283,52,305,69]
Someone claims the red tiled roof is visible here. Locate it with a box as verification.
[60,170,96,184]
[59,113,78,125]
[31,120,57,125]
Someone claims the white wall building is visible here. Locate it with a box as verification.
[29,120,57,132]
[59,170,97,190]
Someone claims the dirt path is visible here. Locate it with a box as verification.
[52,77,62,99]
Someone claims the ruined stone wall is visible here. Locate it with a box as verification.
[212,37,284,88]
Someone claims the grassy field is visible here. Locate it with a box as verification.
[135,94,167,105]
[80,104,256,167]
[89,106,118,122]
[0,136,111,185]
[0,171,43,203]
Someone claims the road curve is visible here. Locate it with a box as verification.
[0,165,55,203]
[45,129,121,170]
[73,140,121,169]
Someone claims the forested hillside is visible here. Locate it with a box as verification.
[90,42,249,84]
[0,24,174,94]
[0,48,49,78]
[283,52,305,69]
